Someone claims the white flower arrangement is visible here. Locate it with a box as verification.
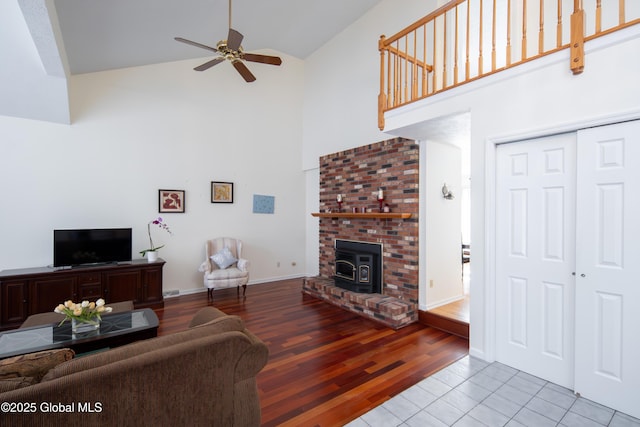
[54,298,113,326]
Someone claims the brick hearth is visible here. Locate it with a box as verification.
[303,277,416,329]
[304,137,419,328]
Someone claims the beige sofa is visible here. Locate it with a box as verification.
[0,307,269,426]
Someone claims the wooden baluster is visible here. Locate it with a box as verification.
[570,0,585,75]
[385,46,392,109]
[395,40,401,105]
[411,30,418,100]
[492,0,497,71]
[507,0,512,66]
[522,0,528,60]
[399,42,404,104]
[393,42,397,106]
[539,0,545,54]
[378,36,387,130]
[388,49,392,107]
[557,0,563,47]
[433,18,437,91]
[423,23,428,96]
[479,0,484,74]
[404,35,409,103]
[442,14,448,89]
[454,5,460,85]
[392,42,397,106]
[619,0,625,26]
[596,0,602,33]
[466,0,471,79]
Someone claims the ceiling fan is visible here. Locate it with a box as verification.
[174,0,282,82]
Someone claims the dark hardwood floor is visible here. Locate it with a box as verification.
[154,278,469,426]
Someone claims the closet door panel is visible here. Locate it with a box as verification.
[575,120,640,419]
[495,133,576,388]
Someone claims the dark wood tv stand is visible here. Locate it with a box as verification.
[0,259,165,331]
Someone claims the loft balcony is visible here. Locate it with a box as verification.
[378,0,640,131]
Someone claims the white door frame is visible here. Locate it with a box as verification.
[480,109,640,364]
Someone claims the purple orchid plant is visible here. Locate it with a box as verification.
[140,217,172,256]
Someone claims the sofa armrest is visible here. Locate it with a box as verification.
[188,307,245,331]
[234,329,269,382]
[188,306,227,327]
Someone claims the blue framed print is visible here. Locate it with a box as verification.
[253,195,275,214]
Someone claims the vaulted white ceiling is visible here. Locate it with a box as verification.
[53,0,385,74]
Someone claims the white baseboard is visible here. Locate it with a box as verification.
[424,294,465,311]
[163,274,305,298]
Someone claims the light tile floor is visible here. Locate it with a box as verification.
[346,356,640,427]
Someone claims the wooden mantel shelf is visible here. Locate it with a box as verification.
[311,212,412,219]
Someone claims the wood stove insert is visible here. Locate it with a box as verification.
[334,240,382,294]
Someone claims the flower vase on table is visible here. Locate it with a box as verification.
[71,317,100,333]
[54,298,112,334]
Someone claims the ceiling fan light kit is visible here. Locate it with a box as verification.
[174,0,282,82]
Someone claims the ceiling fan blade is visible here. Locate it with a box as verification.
[227,28,243,51]
[194,57,225,71]
[232,60,256,82]
[243,53,282,66]
[174,37,218,53]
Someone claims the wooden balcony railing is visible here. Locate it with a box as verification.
[378,0,640,129]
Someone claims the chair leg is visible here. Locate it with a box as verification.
[242,284,247,296]
[207,288,213,301]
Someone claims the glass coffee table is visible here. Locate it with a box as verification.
[0,309,159,359]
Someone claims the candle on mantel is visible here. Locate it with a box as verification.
[377,188,384,200]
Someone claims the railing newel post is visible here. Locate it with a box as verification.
[570,1,585,75]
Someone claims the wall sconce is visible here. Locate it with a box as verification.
[442,183,455,200]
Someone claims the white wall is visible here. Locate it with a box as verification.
[304,169,320,277]
[422,141,462,310]
[384,26,640,360]
[0,53,307,295]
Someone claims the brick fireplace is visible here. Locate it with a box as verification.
[303,137,419,328]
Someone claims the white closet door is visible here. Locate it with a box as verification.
[495,133,576,388]
[574,121,640,418]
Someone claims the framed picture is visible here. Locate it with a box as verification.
[211,181,234,203]
[253,194,275,214]
[158,189,185,213]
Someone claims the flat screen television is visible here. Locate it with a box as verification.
[53,228,132,267]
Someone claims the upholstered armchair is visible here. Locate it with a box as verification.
[199,237,249,300]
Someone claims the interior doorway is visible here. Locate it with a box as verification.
[416,112,471,337]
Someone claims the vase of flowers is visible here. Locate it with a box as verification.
[139,217,172,262]
[54,298,112,333]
